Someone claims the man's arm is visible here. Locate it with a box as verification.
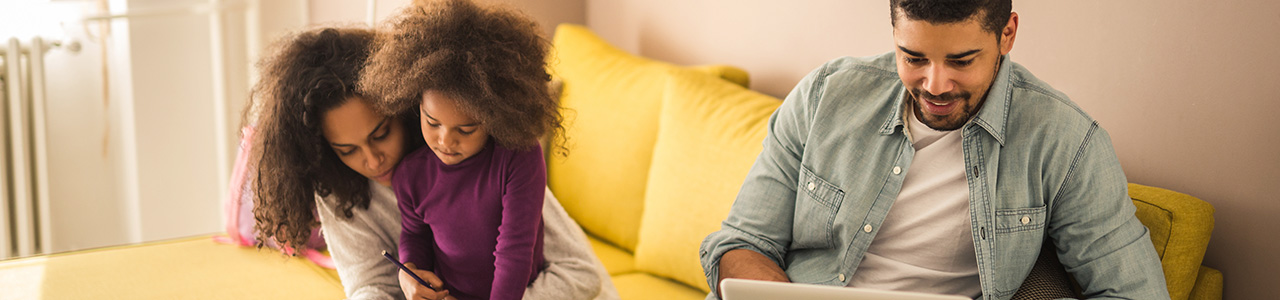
[1047,124,1169,299]
[718,249,790,284]
[700,61,831,299]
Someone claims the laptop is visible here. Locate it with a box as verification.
[720,278,972,300]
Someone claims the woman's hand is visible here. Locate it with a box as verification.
[398,263,454,300]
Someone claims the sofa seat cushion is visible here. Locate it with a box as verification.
[612,272,708,300]
[0,236,343,299]
[633,68,782,292]
[587,234,636,275]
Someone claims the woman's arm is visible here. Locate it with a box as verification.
[315,191,402,300]
[522,187,616,300]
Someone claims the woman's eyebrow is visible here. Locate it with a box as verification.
[367,118,390,137]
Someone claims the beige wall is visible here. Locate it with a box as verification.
[587,0,1278,298]
[309,0,584,37]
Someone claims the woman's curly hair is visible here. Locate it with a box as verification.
[246,26,422,251]
[360,0,563,151]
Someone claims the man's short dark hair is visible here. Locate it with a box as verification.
[890,0,1012,35]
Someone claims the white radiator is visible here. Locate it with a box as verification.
[0,36,54,259]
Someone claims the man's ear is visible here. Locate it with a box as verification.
[1000,12,1019,55]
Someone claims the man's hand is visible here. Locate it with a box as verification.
[398,262,455,300]
[718,249,790,286]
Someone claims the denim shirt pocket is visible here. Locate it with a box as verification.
[992,205,1048,293]
[792,166,845,250]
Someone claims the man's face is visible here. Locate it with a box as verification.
[893,11,1016,131]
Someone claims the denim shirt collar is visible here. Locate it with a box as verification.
[880,54,1013,146]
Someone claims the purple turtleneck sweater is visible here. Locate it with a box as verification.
[392,141,546,300]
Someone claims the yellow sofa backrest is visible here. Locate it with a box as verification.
[1129,183,1215,300]
[632,68,782,292]
[546,24,747,253]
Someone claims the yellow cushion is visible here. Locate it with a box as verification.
[587,234,637,275]
[1128,183,1216,300]
[546,23,747,253]
[0,236,343,299]
[690,65,750,89]
[612,273,708,300]
[633,69,782,292]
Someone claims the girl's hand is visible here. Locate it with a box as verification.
[398,263,453,300]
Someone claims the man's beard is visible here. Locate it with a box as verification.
[908,57,1000,131]
[909,89,973,131]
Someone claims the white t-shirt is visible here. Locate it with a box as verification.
[846,109,980,298]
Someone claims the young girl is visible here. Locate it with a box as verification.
[248,25,610,300]
[358,1,565,299]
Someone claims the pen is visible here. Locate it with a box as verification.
[381,250,440,291]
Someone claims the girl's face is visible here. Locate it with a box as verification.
[321,96,407,187]
[420,90,489,165]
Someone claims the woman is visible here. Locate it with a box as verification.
[247,26,616,300]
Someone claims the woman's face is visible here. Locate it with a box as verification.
[420,90,489,165]
[321,96,407,187]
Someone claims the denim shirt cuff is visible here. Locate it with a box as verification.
[701,227,787,299]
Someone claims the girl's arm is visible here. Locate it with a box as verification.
[490,147,547,299]
[394,163,436,274]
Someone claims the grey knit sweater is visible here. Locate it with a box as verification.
[316,180,618,300]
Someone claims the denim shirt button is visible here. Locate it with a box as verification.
[1021,216,1030,224]
[892,166,902,175]
[807,182,815,191]
[863,224,873,232]
[838,273,846,281]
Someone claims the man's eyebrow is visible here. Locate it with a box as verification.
[897,46,982,60]
[897,46,924,57]
[946,49,981,59]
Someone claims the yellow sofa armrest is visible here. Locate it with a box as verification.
[1128,183,1216,300]
[1188,266,1223,300]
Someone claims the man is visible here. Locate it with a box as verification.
[699,1,1169,299]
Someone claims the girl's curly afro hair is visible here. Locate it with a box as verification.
[359,0,563,151]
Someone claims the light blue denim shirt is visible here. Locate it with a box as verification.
[700,52,1169,300]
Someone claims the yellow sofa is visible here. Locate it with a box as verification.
[544,24,1223,300]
